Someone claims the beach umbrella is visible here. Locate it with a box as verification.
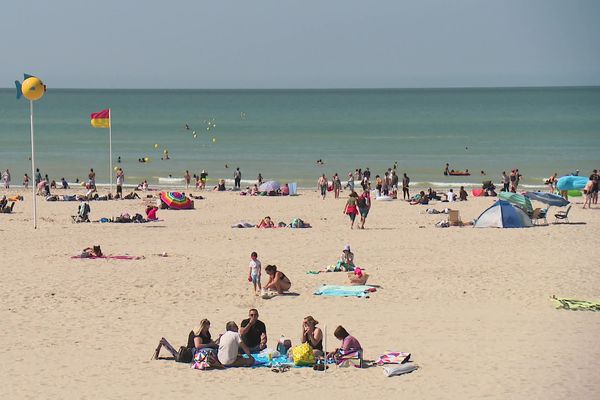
[159,191,194,210]
[474,200,533,228]
[259,180,280,192]
[556,175,587,191]
[498,191,533,214]
[524,192,569,207]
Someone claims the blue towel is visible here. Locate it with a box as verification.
[314,285,374,298]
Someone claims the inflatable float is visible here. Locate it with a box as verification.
[448,171,470,176]
[158,177,185,184]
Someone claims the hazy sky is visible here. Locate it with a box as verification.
[2,0,599,88]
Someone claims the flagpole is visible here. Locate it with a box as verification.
[30,100,37,229]
[109,108,113,194]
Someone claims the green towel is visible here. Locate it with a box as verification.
[552,296,600,311]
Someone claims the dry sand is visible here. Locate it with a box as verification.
[1,188,599,400]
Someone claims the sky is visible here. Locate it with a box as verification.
[2,0,599,89]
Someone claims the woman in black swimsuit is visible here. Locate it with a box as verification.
[301,316,323,357]
[264,265,291,294]
[187,319,218,354]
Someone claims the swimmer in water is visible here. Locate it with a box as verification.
[185,124,190,130]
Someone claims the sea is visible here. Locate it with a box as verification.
[1,87,599,189]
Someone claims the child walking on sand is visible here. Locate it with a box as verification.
[248,251,262,295]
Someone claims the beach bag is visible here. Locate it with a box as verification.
[176,346,193,363]
[191,349,218,370]
[291,342,315,366]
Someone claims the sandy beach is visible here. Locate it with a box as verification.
[1,187,599,400]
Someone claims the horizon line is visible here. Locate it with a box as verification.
[1,84,599,91]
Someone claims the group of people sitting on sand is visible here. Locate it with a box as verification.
[255,216,311,228]
[410,186,470,205]
[240,183,291,196]
[153,308,363,369]
[0,196,16,213]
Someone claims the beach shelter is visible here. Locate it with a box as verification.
[498,191,533,214]
[159,191,194,210]
[524,191,570,207]
[474,200,533,228]
[259,180,280,192]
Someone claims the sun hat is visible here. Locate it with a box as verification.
[343,244,351,252]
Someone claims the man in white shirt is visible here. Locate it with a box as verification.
[218,321,254,367]
[446,189,455,202]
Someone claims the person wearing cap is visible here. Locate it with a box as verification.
[335,245,355,271]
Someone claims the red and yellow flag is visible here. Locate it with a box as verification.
[90,109,110,128]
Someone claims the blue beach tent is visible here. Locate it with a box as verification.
[474,200,533,228]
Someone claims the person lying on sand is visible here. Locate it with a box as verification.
[80,245,103,258]
[257,216,275,228]
[264,265,291,294]
[123,192,141,200]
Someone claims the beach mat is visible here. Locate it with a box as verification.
[551,296,600,311]
[70,255,142,260]
[314,285,376,298]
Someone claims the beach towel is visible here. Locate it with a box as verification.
[551,296,600,311]
[70,255,142,260]
[314,285,376,298]
[376,351,411,365]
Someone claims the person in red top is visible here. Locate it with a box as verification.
[146,205,158,221]
[357,188,371,229]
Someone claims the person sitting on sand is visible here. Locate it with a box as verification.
[250,184,259,196]
[327,326,363,361]
[281,183,290,196]
[240,308,268,352]
[0,196,7,209]
[459,186,468,201]
[80,245,103,258]
[218,321,255,367]
[61,177,69,189]
[146,205,158,221]
[214,179,226,191]
[410,191,429,205]
[336,244,355,271]
[264,265,291,294]
[428,188,440,201]
[300,316,324,357]
[0,201,15,213]
[257,216,275,228]
[445,189,456,202]
[348,267,368,285]
[188,319,219,355]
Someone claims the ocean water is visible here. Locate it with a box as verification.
[1,87,599,189]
